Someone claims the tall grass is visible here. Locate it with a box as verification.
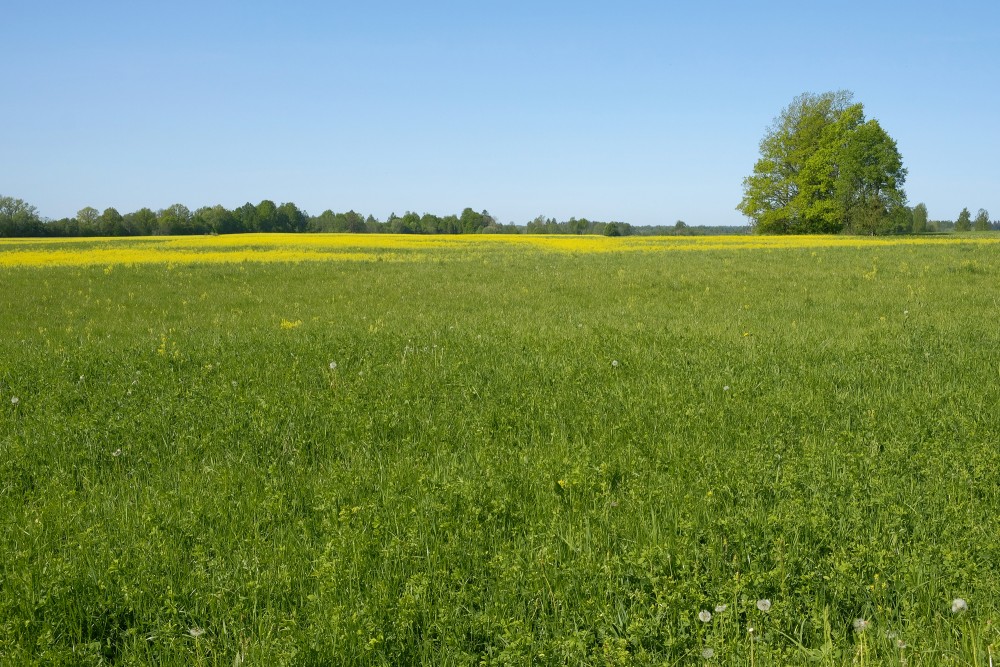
[1,238,998,664]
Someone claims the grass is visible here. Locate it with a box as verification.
[1,234,999,665]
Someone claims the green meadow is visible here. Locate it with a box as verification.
[1,237,999,665]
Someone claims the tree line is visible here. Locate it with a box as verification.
[0,196,753,238]
[0,199,528,238]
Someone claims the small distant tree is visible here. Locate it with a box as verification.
[0,195,42,236]
[973,208,990,231]
[124,207,157,235]
[955,207,972,232]
[99,207,124,235]
[911,203,928,233]
[255,200,278,232]
[158,203,193,234]
[604,222,621,237]
[77,206,100,234]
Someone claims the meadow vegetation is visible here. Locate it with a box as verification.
[1,234,999,665]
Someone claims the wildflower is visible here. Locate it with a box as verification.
[699,610,712,623]
[756,599,771,612]
[701,647,715,659]
[329,361,337,370]
[747,625,754,635]
[112,449,122,457]
[853,618,869,633]
[10,397,18,406]
[723,385,730,391]
[611,360,619,368]
[951,598,968,614]
[896,638,907,649]
[188,626,205,638]
[714,604,728,613]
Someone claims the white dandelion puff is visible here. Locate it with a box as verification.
[10,396,18,406]
[714,604,728,613]
[723,385,730,391]
[951,598,968,614]
[611,360,619,368]
[112,449,122,457]
[188,626,205,638]
[698,610,712,623]
[853,618,869,633]
[701,647,715,659]
[756,599,771,612]
[896,638,907,649]
[329,361,337,370]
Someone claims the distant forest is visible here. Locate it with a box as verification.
[3,195,995,239]
[0,196,749,238]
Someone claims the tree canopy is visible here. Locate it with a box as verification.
[738,91,908,235]
[955,207,972,232]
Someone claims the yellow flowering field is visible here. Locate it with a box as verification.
[1,232,998,267]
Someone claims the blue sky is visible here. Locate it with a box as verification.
[3,0,998,226]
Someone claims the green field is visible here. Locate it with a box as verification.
[2,236,999,665]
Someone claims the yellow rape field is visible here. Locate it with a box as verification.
[0,232,997,267]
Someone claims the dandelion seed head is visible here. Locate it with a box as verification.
[756,599,771,612]
[701,647,715,659]
[714,604,728,613]
[611,360,619,368]
[951,598,968,614]
[723,385,730,391]
[853,618,869,633]
[896,639,907,649]
[112,449,122,457]
[188,626,205,638]
[329,361,337,370]
[698,610,712,623]
[10,396,18,405]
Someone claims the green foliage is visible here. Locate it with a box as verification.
[973,208,990,231]
[955,207,972,232]
[911,203,928,233]
[0,195,42,236]
[738,92,908,235]
[99,207,124,236]
[2,240,1000,664]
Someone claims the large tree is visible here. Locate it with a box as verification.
[738,91,907,234]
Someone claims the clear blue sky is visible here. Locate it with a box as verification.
[4,0,998,226]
